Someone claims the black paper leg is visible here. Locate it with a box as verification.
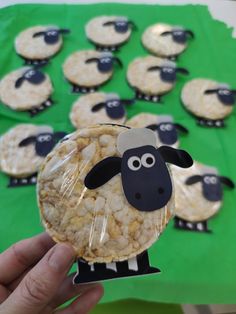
[174,216,212,233]
[28,98,54,117]
[197,118,225,128]
[24,58,49,66]
[8,173,37,188]
[71,84,98,94]
[135,90,161,103]
[168,55,177,61]
[95,45,119,52]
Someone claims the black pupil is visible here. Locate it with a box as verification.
[135,192,141,199]
[133,160,140,168]
[158,188,164,194]
[146,157,153,164]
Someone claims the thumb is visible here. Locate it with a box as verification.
[1,243,75,314]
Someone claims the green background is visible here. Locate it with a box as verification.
[0,2,236,307]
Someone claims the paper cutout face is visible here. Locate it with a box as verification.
[85,53,123,73]
[33,28,70,45]
[146,122,188,145]
[92,96,134,119]
[161,29,194,44]
[15,68,46,88]
[205,88,236,106]
[103,18,136,34]
[148,64,189,83]
[85,128,193,212]
[19,131,67,157]
[186,174,234,202]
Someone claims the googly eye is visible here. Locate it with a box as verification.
[174,31,183,36]
[25,70,35,78]
[141,153,156,168]
[107,100,119,108]
[165,123,173,131]
[47,30,57,36]
[37,134,52,142]
[101,58,111,64]
[210,176,217,184]
[160,124,167,132]
[204,176,214,184]
[127,156,141,171]
[219,89,230,96]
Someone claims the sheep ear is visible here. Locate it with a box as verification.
[146,124,158,131]
[54,132,67,141]
[220,176,235,189]
[103,21,115,26]
[19,136,36,147]
[85,58,99,64]
[158,146,193,168]
[186,30,195,38]
[113,57,123,68]
[59,29,70,34]
[84,157,122,189]
[174,123,189,134]
[92,102,106,112]
[147,66,161,72]
[185,175,202,185]
[160,31,172,36]
[33,31,45,38]
[176,68,189,75]
[15,76,25,88]
[121,98,135,106]
[204,89,218,95]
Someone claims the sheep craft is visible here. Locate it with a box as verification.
[15,26,70,65]
[142,23,194,59]
[86,16,136,51]
[37,125,193,283]
[126,114,189,148]
[0,124,66,187]
[171,162,235,232]
[127,57,189,102]
[0,66,54,116]
[63,50,123,93]
[181,79,236,127]
[70,92,135,129]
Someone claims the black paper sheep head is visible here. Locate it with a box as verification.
[103,17,137,33]
[204,84,236,106]
[85,128,193,212]
[146,115,189,145]
[33,28,70,45]
[91,93,135,119]
[185,166,234,202]
[19,129,67,157]
[161,26,194,44]
[15,67,46,88]
[85,52,123,73]
[147,61,189,83]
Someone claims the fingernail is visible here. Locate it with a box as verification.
[48,243,75,272]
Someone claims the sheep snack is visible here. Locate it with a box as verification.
[37,124,193,272]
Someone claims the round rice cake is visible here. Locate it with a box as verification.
[142,23,190,58]
[127,56,175,96]
[37,124,174,263]
[0,124,53,178]
[63,50,114,88]
[181,79,233,121]
[15,26,64,61]
[126,113,179,148]
[70,92,126,129]
[0,67,53,111]
[171,161,221,222]
[86,16,132,49]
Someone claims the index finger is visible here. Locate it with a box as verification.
[0,233,54,285]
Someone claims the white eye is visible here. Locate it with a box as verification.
[204,176,211,184]
[141,153,156,168]
[166,123,173,131]
[174,31,182,36]
[48,30,57,36]
[160,124,166,131]
[219,89,230,95]
[210,176,217,184]
[107,100,119,108]
[38,135,52,142]
[127,156,141,171]
[25,70,35,78]
[101,58,110,63]
[163,68,174,73]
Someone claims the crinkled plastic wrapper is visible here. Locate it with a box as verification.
[37,124,174,264]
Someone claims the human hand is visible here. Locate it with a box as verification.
[0,233,103,314]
